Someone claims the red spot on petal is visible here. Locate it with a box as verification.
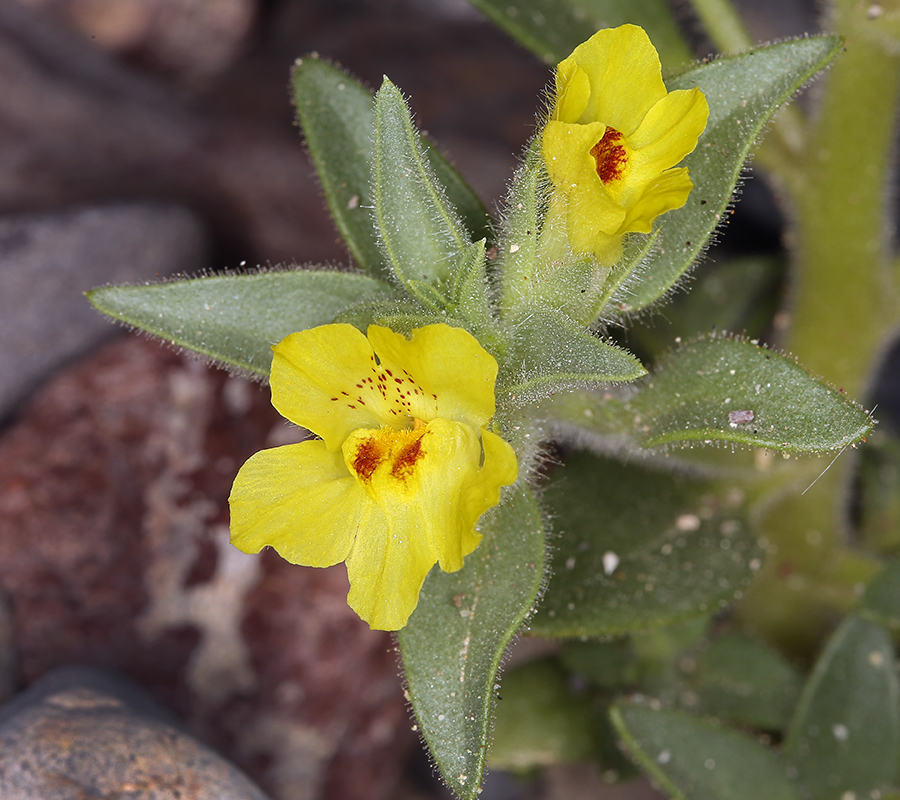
[591,127,627,184]
[352,439,381,481]
[391,436,424,480]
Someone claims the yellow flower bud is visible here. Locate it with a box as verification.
[542,25,709,265]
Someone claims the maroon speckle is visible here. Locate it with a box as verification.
[591,127,627,183]
[391,437,424,480]
[352,439,381,482]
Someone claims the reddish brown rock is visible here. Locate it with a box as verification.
[0,666,272,800]
[0,334,412,800]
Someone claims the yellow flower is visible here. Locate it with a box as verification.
[228,323,518,631]
[542,25,709,265]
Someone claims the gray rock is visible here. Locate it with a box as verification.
[0,203,207,422]
[0,666,272,800]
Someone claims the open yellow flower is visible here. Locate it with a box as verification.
[542,25,709,265]
[229,323,518,631]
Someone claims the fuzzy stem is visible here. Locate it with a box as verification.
[737,0,900,652]
[782,0,900,400]
[688,0,754,53]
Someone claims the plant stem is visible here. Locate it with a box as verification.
[737,463,879,655]
[782,0,900,400]
[688,0,754,53]
[738,0,900,652]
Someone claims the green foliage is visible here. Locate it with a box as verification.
[497,36,843,325]
[565,615,900,800]
[87,271,397,377]
[562,628,802,733]
[858,434,900,553]
[784,616,900,800]
[675,634,803,731]
[860,560,900,630]
[498,308,646,404]
[465,0,692,67]
[627,256,782,359]
[489,658,595,770]
[531,451,759,637]
[398,485,545,800]
[545,336,874,454]
[291,58,386,278]
[619,36,843,314]
[85,5,895,798]
[372,79,472,299]
[291,58,490,280]
[612,703,801,800]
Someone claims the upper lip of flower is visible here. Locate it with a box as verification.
[269,322,498,450]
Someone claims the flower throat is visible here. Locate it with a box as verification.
[590,127,627,183]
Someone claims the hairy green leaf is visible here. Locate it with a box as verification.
[784,616,900,800]
[606,36,843,315]
[680,633,803,731]
[450,239,495,329]
[496,141,543,319]
[497,309,646,406]
[858,435,900,553]
[612,703,800,800]
[627,256,783,361]
[489,658,594,770]
[464,0,692,68]
[292,58,490,280]
[629,336,873,452]
[373,79,474,300]
[399,484,545,799]
[545,336,874,454]
[861,560,900,630]
[87,270,396,377]
[530,451,759,637]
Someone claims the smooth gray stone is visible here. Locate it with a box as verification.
[0,666,272,800]
[0,204,207,422]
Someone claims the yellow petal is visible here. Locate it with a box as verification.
[445,428,519,571]
[553,59,591,123]
[583,230,625,267]
[367,324,499,429]
[542,119,605,188]
[621,167,694,233]
[229,440,363,566]
[627,88,709,175]
[271,324,433,449]
[543,120,627,237]
[542,25,709,264]
[567,25,666,133]
[344,503,438,631]
[565,189,628,261]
